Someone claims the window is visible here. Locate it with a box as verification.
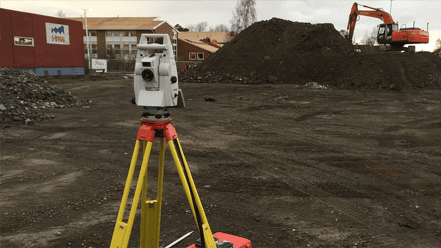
[92,44,97,54]
[83,31,87,36]
[130,31,137,37]
[131,44,137,54]
[107,44,112,50]
[189,52,196,60]
[122,44,129,54]
[114,44,121,50]
[106,31,113,36]
[122,31,129,37]
[90,31,96,36]
[378,27,385,36]
[113,31,120,37]
[153,37,163,44]
[197,52,204,60]
[14,36,34,46]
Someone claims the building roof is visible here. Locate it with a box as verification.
[67,17,164,30]
[179,38,219,53]
[178,32,231,43]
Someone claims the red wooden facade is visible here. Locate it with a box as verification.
[176,39,218,71]
[0,8,84,75]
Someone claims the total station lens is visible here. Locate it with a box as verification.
[142,69,154,81]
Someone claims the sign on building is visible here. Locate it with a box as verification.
[92,59,107,73]
[46,23,70,45]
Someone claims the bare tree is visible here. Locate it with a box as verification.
[230,0,257,34]
[186,24,196,32]
[186,22,209,32]
[195,22,209,32]
[364,27,377,46]
[57,10,66,18]
[209,24,230,32]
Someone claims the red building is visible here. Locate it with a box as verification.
[176,32,232,71]
[0,8,84,76]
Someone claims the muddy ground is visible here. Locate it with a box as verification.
[1,76,441,248]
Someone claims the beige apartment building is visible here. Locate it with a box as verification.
[67,17,178,60]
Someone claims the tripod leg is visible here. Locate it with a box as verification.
[168,138,217,248]
[140,138,166,248]
[110,140,154,248]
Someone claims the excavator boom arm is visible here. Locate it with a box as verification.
[345,2,394,42]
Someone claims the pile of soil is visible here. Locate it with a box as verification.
[181,18,441,90]
[0,68,90,128]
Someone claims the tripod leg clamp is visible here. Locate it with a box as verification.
[137,124,155,142]
[163,122,177,141]
[137,121,177,142]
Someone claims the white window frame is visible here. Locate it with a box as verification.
[189,52,196,60]
[197,52,204,60]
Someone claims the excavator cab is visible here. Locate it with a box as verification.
[377,23,398,44]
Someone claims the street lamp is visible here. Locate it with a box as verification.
[82,8,92,71]
[390,0,392,16]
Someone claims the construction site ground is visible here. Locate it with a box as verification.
[1,76,441,248]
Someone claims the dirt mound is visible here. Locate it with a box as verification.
[0,68,90,127]
[181,18,441,90]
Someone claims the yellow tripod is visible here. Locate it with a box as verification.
[110,119,219,248]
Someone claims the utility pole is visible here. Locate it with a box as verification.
[82,8,92,71]
[390,0,393,15]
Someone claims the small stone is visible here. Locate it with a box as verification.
[268,75,277,83]
[12,116,23,121]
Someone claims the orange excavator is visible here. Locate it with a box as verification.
[345,2,429,51]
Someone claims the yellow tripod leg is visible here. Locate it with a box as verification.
[168,138,217,248]
[140,138,165,248]
[110,140,153,248]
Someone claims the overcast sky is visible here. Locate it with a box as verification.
[2,0,440,51]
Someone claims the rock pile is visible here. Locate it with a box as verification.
[0,68,89,128]
[181,18,441,90]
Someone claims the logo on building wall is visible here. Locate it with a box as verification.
[46,23,70,45]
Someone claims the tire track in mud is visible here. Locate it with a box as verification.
[177,122,409,247]
[177,110,441,247]
[220,150,410,247]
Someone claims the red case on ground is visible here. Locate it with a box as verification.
[186,232,252,248]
